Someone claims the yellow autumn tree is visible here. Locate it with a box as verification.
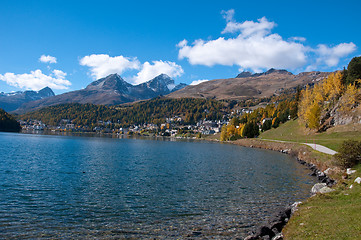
[322,71,344,103]
[220,125,228,141]
[299,71,346,129]
[226,124,236,137]
[339,83,360,113]
[238,123,245,137]
[313,83,324,104]
[298,86,313,124]
[305,102,321,129]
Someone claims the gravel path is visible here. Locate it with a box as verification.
[303,143,337,155]
[260,139,337,155]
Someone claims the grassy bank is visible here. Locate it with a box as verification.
[243,121,361,239]
[259,120,361,151]
[283,164,361,240]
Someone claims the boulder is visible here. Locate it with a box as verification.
[291,201,302,214]
[256,226,274,238]
[311,183,327,194]
[319,186,335,194]
[347,168,357,175]
[323,168,331,174]
[354,177,361,184]
[272,233,284,240]
[244,235,258,240]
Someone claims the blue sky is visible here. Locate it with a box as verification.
[0,0,360,94]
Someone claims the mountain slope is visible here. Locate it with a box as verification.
[14,74,186,114]
[0,87,55,112]
[168,69,329,100]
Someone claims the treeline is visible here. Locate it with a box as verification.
[220,95,299,141]
[298,56,361,130]
[20,97,227,127]
[0,108,21,132]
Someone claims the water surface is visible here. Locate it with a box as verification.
[0,132,316,239]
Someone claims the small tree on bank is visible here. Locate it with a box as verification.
[334,140,361,168]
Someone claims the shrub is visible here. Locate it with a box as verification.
[334,140,361,168]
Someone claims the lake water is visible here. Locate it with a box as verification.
[0,132,317,239]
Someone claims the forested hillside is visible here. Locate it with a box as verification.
[220,93,299,140]
[0,109,21,132]
[20,98,228,128]
[298,56,361,131]
[220,56,361,141]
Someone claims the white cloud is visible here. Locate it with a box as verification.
[39,55,57,64]
[0,69,71,90]
[315,43,357,67]
[52,69,67,79]
[130,60,184,85]
[178,9,356,72]
[221,10,275,37]
[178,34,307,70]
[177,39,188,48]
[289,37,307,42]
[80,54,140,79]
[80,54,184,85]
[190,79,209,85]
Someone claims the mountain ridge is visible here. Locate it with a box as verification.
[13,74,186,114]
[0,87,55,112]
[167,69,330,100]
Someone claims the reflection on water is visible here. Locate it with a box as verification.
[0,132,316,239]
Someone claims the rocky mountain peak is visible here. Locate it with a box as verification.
[143,74,175,92]
[38,87,55,97]
[148,73,174,84]
[235,71,253,78]
[86,73,131,92]
[0,87,56,112]
[264,68,293,75]
[236,69,293,78]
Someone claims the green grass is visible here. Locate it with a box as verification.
[258,120,361,239]
[283,164,361,240]
[260,120,361,151]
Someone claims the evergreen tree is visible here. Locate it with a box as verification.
[243,121,259,138]
[345,56,361,86]
[261,119,272,132]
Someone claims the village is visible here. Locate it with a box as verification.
[19,116,231,138]
[18,107,266,138]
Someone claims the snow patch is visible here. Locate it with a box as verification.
[167,84,176,91]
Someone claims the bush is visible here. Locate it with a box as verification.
[334,140,361,168]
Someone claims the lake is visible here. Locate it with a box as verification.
[0,132,317,239]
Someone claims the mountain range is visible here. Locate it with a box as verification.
[167,69,329,100]
[2,69,331,114]
[0,87,55,112]
[13,74,187,114]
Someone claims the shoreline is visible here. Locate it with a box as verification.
[231,138,336,240]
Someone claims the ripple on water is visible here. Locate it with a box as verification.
[0,133,317,239]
